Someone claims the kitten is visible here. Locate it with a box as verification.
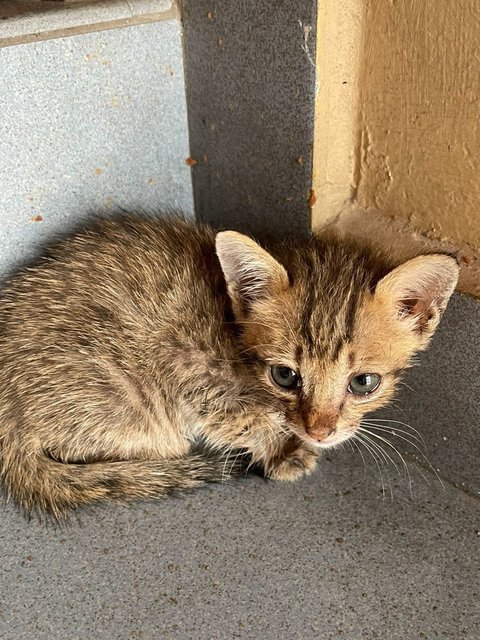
[0,215,458,517]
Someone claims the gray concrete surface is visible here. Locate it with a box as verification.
[0,17,193,277]
[1,449,478,640]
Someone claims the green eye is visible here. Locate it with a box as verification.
[271,365,301,390]
[348,373,381,396]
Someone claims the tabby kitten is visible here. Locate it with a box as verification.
[0,215,458,517]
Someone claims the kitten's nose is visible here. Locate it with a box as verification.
[306,414,337,441]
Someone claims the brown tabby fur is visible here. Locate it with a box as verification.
[0,214,458,518]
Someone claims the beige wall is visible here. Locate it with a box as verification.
[313,0,480,297]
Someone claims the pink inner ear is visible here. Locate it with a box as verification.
[377,254,458,336]
[400,297,423,316]
[399,296,435,331]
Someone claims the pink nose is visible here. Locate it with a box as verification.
[306,425,336,442]
[305,413,337,441]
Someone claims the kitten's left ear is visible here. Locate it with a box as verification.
[216,231,289,315]
[375,254,459,339]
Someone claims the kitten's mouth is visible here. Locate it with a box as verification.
[316,430,356,449]
[289,424,327,448]
[285,413,357,449]
[291,423,356,449]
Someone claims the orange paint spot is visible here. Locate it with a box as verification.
[31,215,43,222]
[307,189,317,208]
[185,157,197,166]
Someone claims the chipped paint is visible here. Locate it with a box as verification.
[356,0,480,252]
[298,20,315,68]
[313,0,480,297]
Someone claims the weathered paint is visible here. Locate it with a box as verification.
[313,0,480,297]
[357,0,480,248]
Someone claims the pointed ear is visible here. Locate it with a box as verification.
[375,254,459,339]
[215,231,289,315]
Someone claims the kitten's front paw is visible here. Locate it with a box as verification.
[267,446,318,482]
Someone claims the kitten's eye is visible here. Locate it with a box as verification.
[348,373,381,396]
[270,365,301,390]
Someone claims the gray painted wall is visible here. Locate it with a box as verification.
[181,0,318,241]
[0,17,193,277]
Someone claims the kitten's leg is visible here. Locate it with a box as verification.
[261,437,319,481]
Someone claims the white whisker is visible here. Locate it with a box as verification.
[361,422,426,448]
[362,418,426,445]
[361,423,444,489]
[349,438,367,480]
[358,428,412,497]
[353,434,388,497]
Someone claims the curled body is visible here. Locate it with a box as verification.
[0,215,458,517]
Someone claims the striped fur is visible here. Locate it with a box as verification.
[0,215,458,517]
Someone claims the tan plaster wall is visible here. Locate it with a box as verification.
[312,0,480,296]
[312,0,363,222]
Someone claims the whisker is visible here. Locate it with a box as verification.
[221,443,239,483]
[358,429,403,477]
[359,427,413,495]
[221,445,234,483]
[356,432,396,499]
[397,381,416,394]
[360,422,426,448]
[349,438,367,480]
[362,418,426,444]
[362,424,444,489]
[352,434,388,498]
[386,402,409,417]
[227,447,249,479]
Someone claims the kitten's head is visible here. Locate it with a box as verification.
[216,231,458,449]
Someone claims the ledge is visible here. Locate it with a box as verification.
[317,203,480,299]
[0,0,175,47]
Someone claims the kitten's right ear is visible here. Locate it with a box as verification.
[215,231,289,315]
[374,253,459,343]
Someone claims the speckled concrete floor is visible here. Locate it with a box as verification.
[1,448,478,640]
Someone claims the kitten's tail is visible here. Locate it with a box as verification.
[0,445,243,519]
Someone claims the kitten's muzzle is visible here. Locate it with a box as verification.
[305,412,337,443]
